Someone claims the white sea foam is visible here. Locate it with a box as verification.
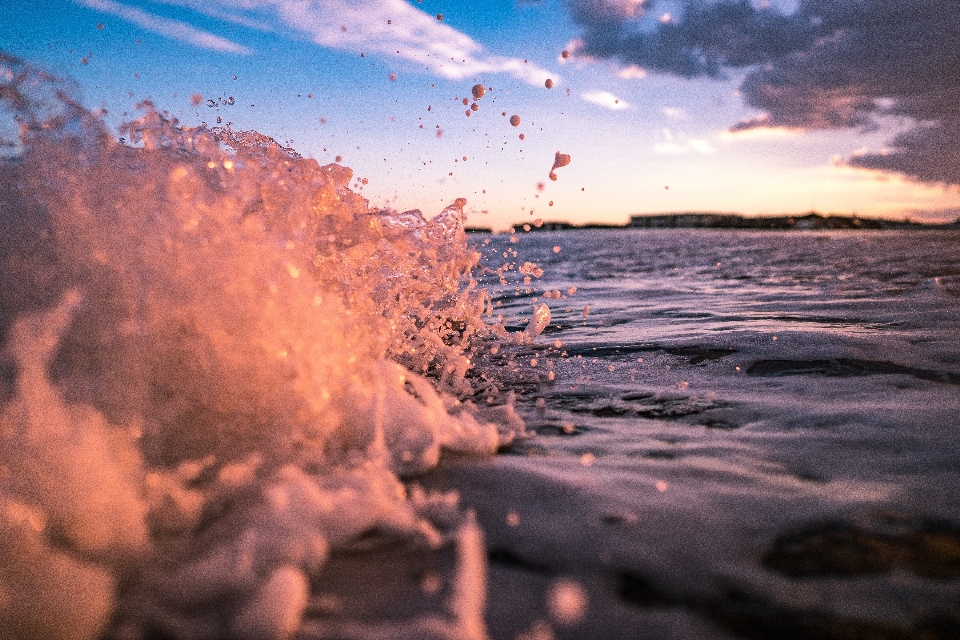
[0,54,527,640]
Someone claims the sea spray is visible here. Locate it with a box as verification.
[0,54,526,640]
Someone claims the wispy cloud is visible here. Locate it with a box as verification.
[581,90,629,110]
[75,0,252,54]
[101,0,557,86]
[654,129,716,154]
[267,0,555,84]
[617,64,646,79]
[720,125,800,141]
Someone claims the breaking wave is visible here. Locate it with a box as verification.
[0,53,532,640]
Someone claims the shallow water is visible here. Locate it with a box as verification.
[448,228,960,639]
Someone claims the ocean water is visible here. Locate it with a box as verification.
[3,54,960,640]
[456,228,960,639]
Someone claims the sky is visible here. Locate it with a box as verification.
[2,0,959,230]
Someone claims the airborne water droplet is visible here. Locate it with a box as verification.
[549,152,571,181]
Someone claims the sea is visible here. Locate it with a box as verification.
[2,54,960,640]
[461,227,960,639]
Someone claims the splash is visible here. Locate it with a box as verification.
[0,54,526,640]
[549,151,571,181]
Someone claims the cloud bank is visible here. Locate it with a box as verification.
[566,0,960,185]
[81,0,555,86]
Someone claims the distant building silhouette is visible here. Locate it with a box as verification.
[626,212,928,230]
[488,212,959,234]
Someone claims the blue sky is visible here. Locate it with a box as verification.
[3,0,958,230]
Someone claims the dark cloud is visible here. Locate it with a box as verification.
[567,0,960,185]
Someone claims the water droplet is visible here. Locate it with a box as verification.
[548,579,588,626]
[549,152,571,181]
[509,114,521,127]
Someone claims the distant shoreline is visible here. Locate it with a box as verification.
[465,212,960,234]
